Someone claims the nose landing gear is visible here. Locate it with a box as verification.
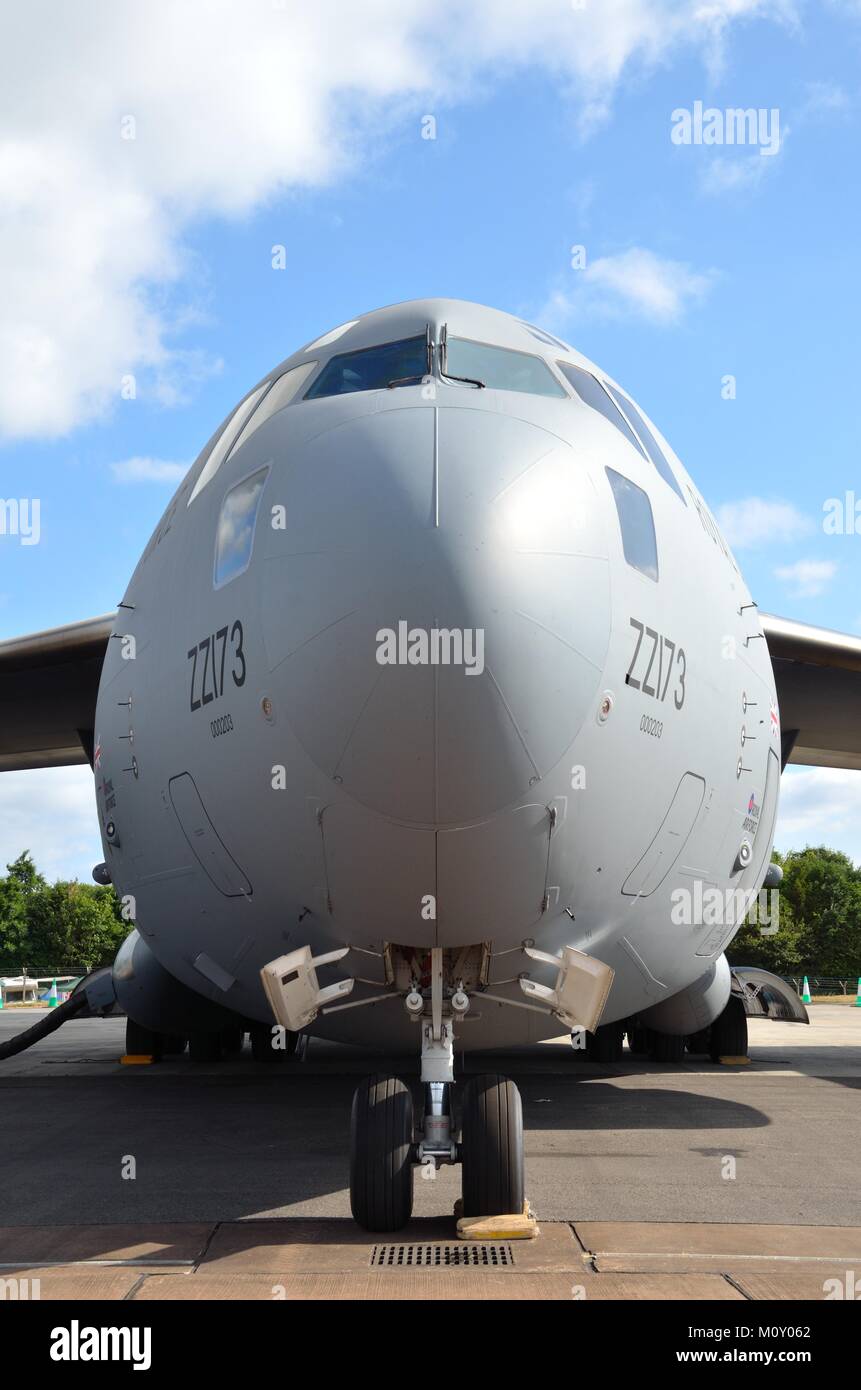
[348,949,525,1233]
[262,937,613,1233]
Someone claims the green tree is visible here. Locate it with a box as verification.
[0,853,129,973]
[24,881,128,971]
[727,852,805,973]
[729,847,861,978]
[0,851,47,963]
[779,847,861,977]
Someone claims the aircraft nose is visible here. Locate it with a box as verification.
[260,403,611,825]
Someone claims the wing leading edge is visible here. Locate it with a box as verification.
[761,613,861,772]
[0,614,115,771]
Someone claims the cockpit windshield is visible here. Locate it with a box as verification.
[304,335,428,399]
[304,330,569,401]
[445,338,567,397]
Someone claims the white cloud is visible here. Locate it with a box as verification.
[540,247,716,330]
[700,150,779,195]
[799,80,850,119]
[0,0,797,440]
[696,75,851,199]
[0,767,102,884]
[700,75,851,195]
[111,457,188,484]
[776,766,861,866]
[716,497,811,548]
[773,558,837,597]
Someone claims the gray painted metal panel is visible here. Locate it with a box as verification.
[622,773,705,897]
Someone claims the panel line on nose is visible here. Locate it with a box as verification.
[433,634,440,825]
[330,666,385,780]
[270,608,358,671]
[484,663,541,780]
[488,446,555,504]
[432,405,440,528]
[514,608,604,671]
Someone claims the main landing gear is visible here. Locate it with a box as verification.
[709,993,749,1062]
[623,994,750,1064]
[124,1018,301,1062]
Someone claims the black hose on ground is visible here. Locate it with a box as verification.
[0,991,88,1060]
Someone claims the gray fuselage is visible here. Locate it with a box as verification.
[95,299,780,1049]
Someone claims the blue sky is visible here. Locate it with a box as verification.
[2,0,861,878]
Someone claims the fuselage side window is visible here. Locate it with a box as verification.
[606,467,659,582]
[602,384,686,504]
[557,362,649,460]
[214,466,269,589]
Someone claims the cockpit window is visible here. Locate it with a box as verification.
[519,321,572,351]
[214,466,268,589]
[304,335,428,399]
[227,362,318,459]
[445,338,567,396]
[606,467,659,582]
[602,384,686,504]
[188,384,268,505]
[557,361,648,461]
[305,320,357,350]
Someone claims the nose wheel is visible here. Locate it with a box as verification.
[461,1073,524,1217]
[349,1074,414,1232]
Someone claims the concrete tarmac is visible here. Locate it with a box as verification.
[1,1003,859,1299]
[0,1004,857,1229]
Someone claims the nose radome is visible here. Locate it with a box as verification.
[260,404,611,825]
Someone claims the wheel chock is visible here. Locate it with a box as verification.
[456,1202,539,1241]
[120,1053,155,1065]
[717,1054,751,1066]
[457,1213,539,1240]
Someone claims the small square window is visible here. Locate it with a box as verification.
[214,467,269,588]
[606,467,659,581]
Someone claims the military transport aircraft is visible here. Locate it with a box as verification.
[1,299,856,1230]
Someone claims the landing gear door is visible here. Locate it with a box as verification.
[320,804,436,946]
[436,803,552,947]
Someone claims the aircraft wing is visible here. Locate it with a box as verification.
[0,614,116,772]
[761,613,861,772]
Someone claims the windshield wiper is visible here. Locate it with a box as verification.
[439,323,485,388]
[387,323,434,388]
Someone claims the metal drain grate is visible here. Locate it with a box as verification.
[370,1243,514,1268]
